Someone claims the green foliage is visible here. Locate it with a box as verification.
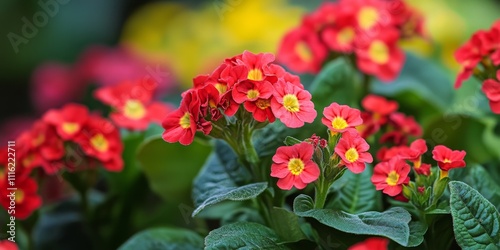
[293,194,420,246]
[118,228,204,250]
[204,222,289,250]
[269,207,307,243]
[192,141,267,216]
[136,135,211,202]
[451,165,500,211]
[328,166,382,213]
[449,181,500,249]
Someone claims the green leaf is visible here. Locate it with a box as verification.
[449,181,500,249]
[407,222,428,247]
[137,137,211,202]
[204,222,289,250]
[328,166,381,213]
[269,207,307,243]
[118,228,204,250]
[459,165,500,211]
[192,141,267,216]
[293,194,415,246]
[372,53,453,110]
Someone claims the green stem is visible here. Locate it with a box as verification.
[360,73,372,97]
[314,179,329,209]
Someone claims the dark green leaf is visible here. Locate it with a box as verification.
[192,141,267,216]
[372,53,453,110]
[204,222,289,250]
[459,165,500,211]
[407,222,428,247]
[118,228,204,250]
[328,166,381,213]
[293,194,415,246]
[449,181,500,249]
[270,207,307,243]
[137,137,211,202]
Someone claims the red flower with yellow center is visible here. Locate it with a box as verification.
[95,80,171,130]
[271,79,317,128]
[43,103,89,140]
[0,177,42,219]
[271,142,320,190]
[432,145,466,178]
[74,116,123,171]
[355,29,405,82]
[371,158,410,197]
[334,131,373,173]
[162,90,202,146]
[322,102,363,134]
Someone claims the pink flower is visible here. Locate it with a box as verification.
[322,103,363,133]
[271,142,320,190]
[271,79,317,128]
[335,131,373,173]
[371,158,411,197]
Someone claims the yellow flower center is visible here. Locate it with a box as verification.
[22,153,35,167]
[368,40,389,64]
[247,69,263,81]
[283,94,300,112]
[62,122,79,135]
[443,158,451,163]
[288,158,305,175]
[332,117,348,130]
[358,7,379,30]
[124,99,146,120]
[256,99,270,110]
[179,112,191,129]
[247,89,260,99]
[337,27,355,45]
[214,83,227,94]
[386,171,400,186]
[15,190,24,203]
[90,134,109,153]
[345,148,359,163]
[33,133,45,147]
[295,42,312,62]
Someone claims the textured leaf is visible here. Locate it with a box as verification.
[119,228,203,250]
[461,165,500,211]
[204,222,289,250]
[137,137,211,202]
[329,166,381,213]
[293,194,415,246]
[449,181,500,249]
[192,141,267,216]
[270,207,307,243]
[407,222,428,247]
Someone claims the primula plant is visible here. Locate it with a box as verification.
[1,0,500,250]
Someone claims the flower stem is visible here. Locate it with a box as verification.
[314,179,329,209]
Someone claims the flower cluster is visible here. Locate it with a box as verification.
[95,79,172,130]
[162,51,317,145]
[372,138,466,204]
[0,103,123,219]
[271,102,373,190]
[278,0,424,81]
[359,94,421,145]
[455,20,500,113]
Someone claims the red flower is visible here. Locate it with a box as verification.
[376,146,406,162]
[380,112,422,145]
[232,80,276,122]
[162,90,202,145]
[345,0,389,32]
[277,26,328,73]
[94,80,171,130]
[482,78,500,114]
[0,240,18,250]
[74,116,123,171]
[271,142,320,190]
[0,177,42,219]
[349,237,389,250]
[355,28,405,81]
[415,163,431,176]
[371,158,410,196]
[43,103,89,140]
[335,131,373,173]
[362,94,399,118]
[235,51,275,82]
[432,145,466,172]
[271,79,317,128]
[322,103,363,134]
[322,23,356,53]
